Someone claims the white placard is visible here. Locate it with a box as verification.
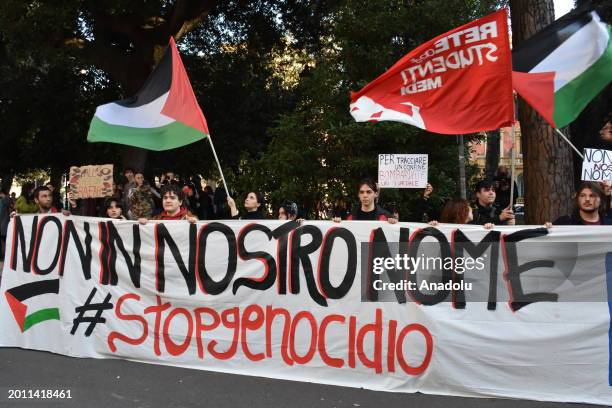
[378,154,428,188]
[582,148,612,181]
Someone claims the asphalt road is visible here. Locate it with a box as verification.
[0,347,602,408]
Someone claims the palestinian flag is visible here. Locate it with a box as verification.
[512,9,612,128]
[5,280,60,332]
[87,38,209,151]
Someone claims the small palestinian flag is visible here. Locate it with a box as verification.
[5,280,60,332]
[87,38,209,151]
[512,9,612,128]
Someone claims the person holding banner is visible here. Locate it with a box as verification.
[428,198,493,229]
[138,184,197,224]
[14,183,38,214]
[278,200,299,221]
[32,186,71,216]
[334,179,397,223]
[103,197,126,220]
[471,180,515,226]
[227,191,266,220]
[552,182,612,225]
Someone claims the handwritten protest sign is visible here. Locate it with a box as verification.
[69,164,114,199]
[581,148,612,181]
[378,154,428,188]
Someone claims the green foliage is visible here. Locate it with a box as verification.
[238,0,500,219]
[0,0,502,216]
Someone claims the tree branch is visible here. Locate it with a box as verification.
[165,0,220,40]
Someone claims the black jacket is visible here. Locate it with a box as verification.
[470,202,503,225]
[231,210,264,220]
[347,205,392,221]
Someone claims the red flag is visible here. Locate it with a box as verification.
[350,9,514,134]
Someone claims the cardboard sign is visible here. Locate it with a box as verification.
[581,148,612,181]
[69,164,114,199]
[378,154,428,188]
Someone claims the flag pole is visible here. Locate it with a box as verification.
[457,135,467,199]
[554,128,584,159]
[509,123,517,208]
[206,136,231,196]
[509,95,518,209]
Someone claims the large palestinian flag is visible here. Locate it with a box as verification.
[87,38,209,151]
[512,9,612,128]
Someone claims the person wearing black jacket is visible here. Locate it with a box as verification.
[411,183,442,222]
[471,180,515,226]
[553,182,612,225]
[333,178,397,223]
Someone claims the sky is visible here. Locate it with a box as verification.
[554,0,575,18]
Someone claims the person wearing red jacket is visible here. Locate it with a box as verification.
[138,183,197,224]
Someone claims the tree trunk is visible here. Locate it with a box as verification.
[510,0,575,224]
[485,129,500,180]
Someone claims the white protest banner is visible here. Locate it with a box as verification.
[378,154,428,188]
[582,148,612,181]
[1,215,611,405]
[69,164,114,199]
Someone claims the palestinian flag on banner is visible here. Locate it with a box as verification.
[87,38,209,151]
[512,9,612,128]
[4,280,60,332]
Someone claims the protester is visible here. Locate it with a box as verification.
[139,184,197,224]
[214,185,230,219]
[28,186,71,216]
[599,113,612,142]
[228,191,265,220]
[182,184,200,215]
[201,185,216,220]
[190,175,207,219]
[411,182,442,222]
[334,178,397,223]
[385,202,400,220]
[0,189,10,259]
[103,197,126,220]
[278,200,299,221]
[127,171,160,219]
[32,186,58,213]
[122,168,136,210]
[552,181,612,225]
[45,182,63,210]
[15,183,38,214]
[161,170,179,186]
[471,180,515,225]
[332,197,350,220]
[428,198,493,229]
